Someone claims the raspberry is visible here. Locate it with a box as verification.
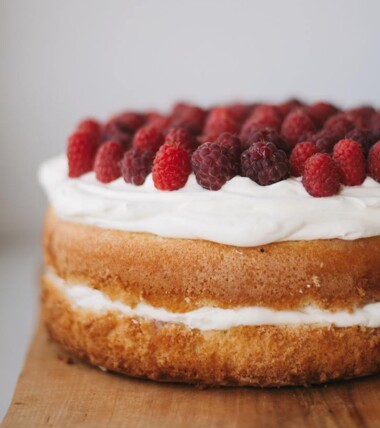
[170,103,206,135]
[216,132,243,172]
[275,99,303,118]
[333,139,366,186]
[94,141,123,183]
[309,130,339,153]
[346,106,375,128]
[203,107,240,141]
[368,141,380,183]
[77,118,102,142]
[67,132,97,178]
[290,142,319,177]
[241,142,290,186]
[152,143,191,190]
[245,128,290,153]
[146,112,171,133]
[121,148,154,185]
[324,113,354,139]
[103,121,133,150]
[281,108,316,147]
[132,126,164,153]
[306,102,338,127]
[110,112,146,132]
[371,112,380,132]
[345,128,376,155]
[239,106,283,143]
[165,127,196,152]
[225,103,253,124]
[191,142,238,190]
[302,154,340,197]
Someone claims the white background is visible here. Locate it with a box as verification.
[1,0,380,420]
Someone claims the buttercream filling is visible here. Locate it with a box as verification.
[46,270,380,330]
[39,155,380,247]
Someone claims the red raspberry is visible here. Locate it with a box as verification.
[371,112,380,131]
[290,142,319,177]
[302,154,340,197]
[103,121,133,150]
[246,128,290,153]
[165,127,196,152]
[109,112,146,132]
[306,102,338,127]
[333,139,366,186]
[346,106,375,129]
[275,99,303,118]
[241,142,290,186]
[309,130,339,153]
[77,118,102,142]
[239,106,283,143]
[121,148,154,185]
[152,143,191,190]
[145,112,171,133]
[94,141,123,183]
[170,103,206,135]
[191,142,238,190]
[281,108,316,148]
[132,126,164,153]
[203,107,240,141]
[345,128,376,155]
[67,132,97,178]
[225,103,253,124]
[368,141,380,183]
[216,132,243,172]
[324,113,354,139]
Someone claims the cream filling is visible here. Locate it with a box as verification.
[47,270,380,330]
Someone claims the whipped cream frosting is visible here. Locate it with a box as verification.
[38,155,380,247]
[47,270,380,329]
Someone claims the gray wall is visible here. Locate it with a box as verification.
[1,0,380,235]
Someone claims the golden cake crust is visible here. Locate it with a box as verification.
[43,208,380,312]
[41,275,380,387]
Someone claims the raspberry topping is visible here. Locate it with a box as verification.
[346,106,375,129]
[132,126,164,153]
[275,99,303,118]
[281,108,316,147]
[225,103,253,124]
[302,153,340,197]
[94,141,123,183]
[121,148,154,185]
[170,103,206,135]
[191,142,238,190]
[309,130,339,153]
[290,142,319,177]
[306,102,338,127]
[371,112,380,132]
[152,143,191,190]
[165,127,196,152]
[246,128,290,153]
[333,139,366,186]
[216,132,243,173]
[77,118,102,142]
[67,132,97,178]
[324,113,354,139]
[345,128,376,155]
[241,142,290,186]
[240,105,282,143]
[368,141,380,183]
[203,107,240,141]
[145,112,171,133]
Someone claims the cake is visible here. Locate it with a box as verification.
[39,100,380,386]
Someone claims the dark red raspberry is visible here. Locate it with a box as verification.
[110,112,146,132]
[165,127,196,152]
[345,128,376,155]
[290,142,319,177]
[145,112,171,133]
[245,128,290,153]
[121,148,154,185]
[346,106,375,128]
[225,103,253,124]
[152,143,191,190]
[241,142,290,186]
[371,112,380,132]
[103,121,133,150]
[67,132,97,178]
[170,103,206,135]
[239,106,283,143]
[302,153,340,197]
[275,99,303,118]
[368,141,380,183]
[333,139,366,186]
[281,108,316,147]
[306,102,338,127]
[203,107,240,141]
[77,118,102,142]
[94,141,123,183]
[309,130,339,153]
[132,126,164,153]
[324,113,354,139]
[216,132,243,172]
[191,142,238,190]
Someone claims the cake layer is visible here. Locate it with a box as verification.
[39,155,380,247]
[41,274,380,386]
[44,209,380,312]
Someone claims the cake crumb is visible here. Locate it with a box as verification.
[57,354,74,365]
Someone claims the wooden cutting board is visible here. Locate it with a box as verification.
[2,321,380,428]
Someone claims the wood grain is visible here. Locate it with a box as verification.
[2,321,380,428]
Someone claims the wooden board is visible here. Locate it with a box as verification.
[2,321,380,428]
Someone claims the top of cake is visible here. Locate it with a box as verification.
[39,99,380,246]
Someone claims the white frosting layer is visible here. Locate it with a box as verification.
[47,270,380,330]
[38,155,380,247]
